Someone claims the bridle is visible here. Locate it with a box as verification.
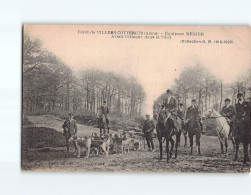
[155,110,165,124]
[155,109,172,124]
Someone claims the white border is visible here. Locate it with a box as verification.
[0,0,250,194]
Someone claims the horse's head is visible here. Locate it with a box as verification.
[204,108,214,119]
[153,102,163,120]
[156,110,165,122]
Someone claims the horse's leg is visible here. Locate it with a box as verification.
[177,131,181,147]
[196,133,201,155]
[225,138,228,155]
[219,137,224,155]
[184,132,187,147]
[232,136,236,153]
[189,134,193,155]
[175,133,180,159]
[249,141,251,164]
[158,136,163,160]
[243,142,249,164]
[170,137,175,159]
[166,138,170,163]
[234,141,239,161]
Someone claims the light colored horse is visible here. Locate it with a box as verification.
[204,108,233,155]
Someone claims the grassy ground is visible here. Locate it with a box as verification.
[22,115,250,173]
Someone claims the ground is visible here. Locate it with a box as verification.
[22,115,250,173]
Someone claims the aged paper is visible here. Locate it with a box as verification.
[22,25,251,172]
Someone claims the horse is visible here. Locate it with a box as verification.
[204,108,234,155]
[98,114,109,136]
[155,109,182,162]
[183,127,188,147]
[178,120,187,147]
[233,116,251,164]
[185,115,201,155]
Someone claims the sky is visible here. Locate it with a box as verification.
[24,25,251,115]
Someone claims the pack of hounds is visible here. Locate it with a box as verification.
[68,132,143,158]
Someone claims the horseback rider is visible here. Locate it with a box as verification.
[98,100,110,127]
[177,103,185,121]
[220,98,236,137]
[62,113,78,152]
[185,99,203,132]
[177,103,186,131]
[142,114,155,151]
[235,93,250,131]
[161,89,179,130]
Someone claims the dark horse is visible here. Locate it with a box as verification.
[234,118,251,164]
[98,114,109,136]
[155,110,181,162]
[186,116,201,155]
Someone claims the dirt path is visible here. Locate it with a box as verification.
[23,115,250,173]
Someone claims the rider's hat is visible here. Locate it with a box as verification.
[103,100,106,103]
[69,113,74,116]
[166,89,172,94]
[191,99,196,103]
[179,103,183,106]
[224,98,230,102]
[237,93,243,98]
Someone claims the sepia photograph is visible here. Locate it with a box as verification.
[22,24,251,172]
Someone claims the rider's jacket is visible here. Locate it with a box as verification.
[177,109,185,120]
[235,101,250,121]
[185,106,200,121]
[162,95,177,112]
[220,105,235,122]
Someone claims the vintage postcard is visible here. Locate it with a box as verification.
[22,25,251,172]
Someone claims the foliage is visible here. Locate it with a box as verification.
[23,34,146,118]
[154,64,251,115]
